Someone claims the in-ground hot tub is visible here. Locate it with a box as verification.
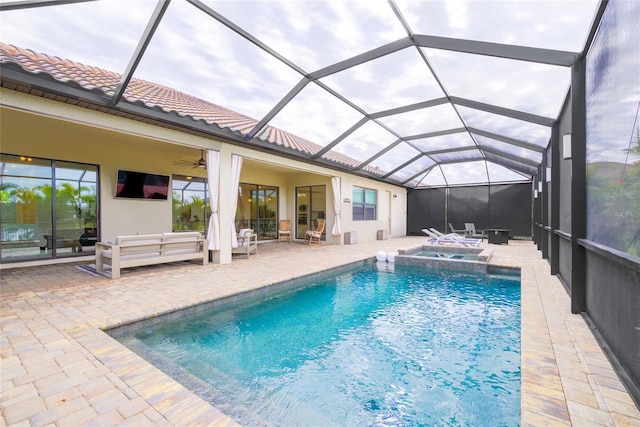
[394,245,494,273]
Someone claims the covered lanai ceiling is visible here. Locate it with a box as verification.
[0,0,600,188]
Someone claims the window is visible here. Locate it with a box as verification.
[0,154,99,262]
[237,183,279,240]
[353,186,377,221]
[296,185,326,239]
[172,175,209,233]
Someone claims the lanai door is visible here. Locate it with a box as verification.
[295,185,326,240]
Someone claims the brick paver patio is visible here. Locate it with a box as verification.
[1,237,639,426]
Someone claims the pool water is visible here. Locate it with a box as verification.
[119,264,520,426]
[413,251,478,260]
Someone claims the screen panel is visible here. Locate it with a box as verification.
[585,0,640,257]
[489,183,532,239]
[447,186,489,233]
[407,188,446,235]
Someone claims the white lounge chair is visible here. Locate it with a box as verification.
[422,228,440,245]
[433,228,482,247]
[422,228,481,247]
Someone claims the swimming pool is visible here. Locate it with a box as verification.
[114,264,521,426]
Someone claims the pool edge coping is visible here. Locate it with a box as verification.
[69,253,589,426]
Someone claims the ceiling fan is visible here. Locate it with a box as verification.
[174,150,206,168]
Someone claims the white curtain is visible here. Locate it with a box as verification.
[331,176,342,236]
[206,150,220,250]
[230,154,243,248]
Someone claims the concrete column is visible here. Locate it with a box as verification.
[211,146,234,264]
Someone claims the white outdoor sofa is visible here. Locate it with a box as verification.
[95,232,208,279]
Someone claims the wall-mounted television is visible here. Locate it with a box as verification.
[115,170,169,200]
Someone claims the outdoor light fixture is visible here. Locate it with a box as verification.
[538,181,543,192]
[563,134,572,159]
[534,189,538,198]
[546,167,551,182]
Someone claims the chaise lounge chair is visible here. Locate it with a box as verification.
[422,228,482,247]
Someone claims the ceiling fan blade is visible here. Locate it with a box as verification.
[174,160,196,166]
[174,150,206,168]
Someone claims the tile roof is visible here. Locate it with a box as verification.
[0,43,385,176]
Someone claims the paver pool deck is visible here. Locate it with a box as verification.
[1,238,639,426]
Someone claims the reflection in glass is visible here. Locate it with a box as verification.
[352,186,376,221]
[1,155,52,261]
[585,1,640,257]
[296,186,326,240]
[55,162,98,255]
[0,154,98,261]
[237,183,279,241]
[172,176,209,233]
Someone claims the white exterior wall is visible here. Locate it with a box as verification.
[1,88,407,265]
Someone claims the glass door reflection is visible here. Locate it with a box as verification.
[296,185,326,240]
[237,183,278,241]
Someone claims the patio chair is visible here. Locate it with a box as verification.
[233,229,258,257]
[278,219,292,242]
[305,219,325,245]
[464,223,484,239]
[449,223,466,234]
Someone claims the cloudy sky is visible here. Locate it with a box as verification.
[0,0,602,186]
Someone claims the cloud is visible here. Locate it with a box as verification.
[269,82,364,146]
[0,0,602,185]
[0,0,155,73]
[330,121,398,161]
[444,0,469,33]
[320,47,444,114]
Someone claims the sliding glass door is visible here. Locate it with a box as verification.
[0,154,98,262]
[296,185,326,240]
[236,183,278,240]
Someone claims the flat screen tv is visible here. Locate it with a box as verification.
[115,170,169,200]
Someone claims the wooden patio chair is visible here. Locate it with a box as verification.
[305,219,325,245]
[278,219,292,242]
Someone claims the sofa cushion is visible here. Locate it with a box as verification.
[238,228,254,237]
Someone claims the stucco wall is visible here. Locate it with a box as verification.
[1,88,407,264]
